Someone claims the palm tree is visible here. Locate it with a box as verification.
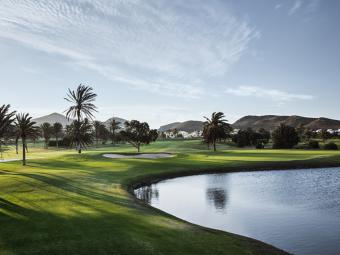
[64,84,97,153]
[0,104,16,159]
[53,122,63,149]
[15,113,38,165]
[203,112,231,152]
[109,118,120,145]
[66,119,94,149]
[40,122,53,149]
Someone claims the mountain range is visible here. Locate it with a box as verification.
[232,115,340,131]
[32,113,127,128]
[32,113,340,132]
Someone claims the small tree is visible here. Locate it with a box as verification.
[203,112,231,151]
[53,122,63,149]
[108,118,120,145]
[120,120,158,152]
[320,129,331,142]
[272,124,299,149]
[41,122,53,149]
[15,113,39,165]
[0,104,16,159]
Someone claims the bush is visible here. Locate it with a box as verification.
[48,140,64,147]
[272,124,299,149]
[324,142,338,150]
[255,140,265,149]
[308,140,320,149]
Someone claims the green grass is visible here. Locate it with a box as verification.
[1,140,340,255]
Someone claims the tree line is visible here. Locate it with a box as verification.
[0,84,158,165]
[202,112,339,151]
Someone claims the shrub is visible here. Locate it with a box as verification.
[324,142,338,150]
[308,140,320,149]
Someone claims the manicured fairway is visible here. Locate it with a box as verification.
[1,140,340,255]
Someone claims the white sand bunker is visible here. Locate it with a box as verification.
[103,153,173,159]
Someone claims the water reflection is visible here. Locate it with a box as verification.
[206,188,228,211]
[135,185,159,204]
[134,168,340,255]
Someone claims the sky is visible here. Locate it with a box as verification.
[0,0,339,128]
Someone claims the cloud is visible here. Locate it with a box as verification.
[0,0,258,98]
[289,0,302,15]
[225,86,314,102]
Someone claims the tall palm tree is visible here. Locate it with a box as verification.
[0,104,16,159]
[64,84,97,153]
[203,112,231,152]
[15,113,38,165]
[53,122,63,149]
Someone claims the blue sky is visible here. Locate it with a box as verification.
[0,0,339,128]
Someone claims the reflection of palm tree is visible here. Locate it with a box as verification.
[134,186,159,204]
[206,188,228,211]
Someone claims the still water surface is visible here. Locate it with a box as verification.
[135,168,340,255]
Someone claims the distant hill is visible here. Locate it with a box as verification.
[232,115,340,131]
[32,113,71,127]
[159,121,204,133]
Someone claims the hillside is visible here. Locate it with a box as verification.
[159,121,204,132]
[32,113,71,127]
[232,115,340,131]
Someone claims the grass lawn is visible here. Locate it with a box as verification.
[1,140,340,255]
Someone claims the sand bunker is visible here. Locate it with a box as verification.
[103,153,173,159]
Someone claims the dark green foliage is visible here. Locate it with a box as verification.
[320,129,331,142]
[40,122,53,148]
[203,112,232,151]
[64,84,97,153]
[308,140,320,149]
[93,121,110,146]
[52,122,63,149]
[108,118,120,144]
[65,119,94,150]
[232,128,270,148]
[272,124,299,149]
[120,120,158,152]
[324,142,338,150]
[0,104,16,158]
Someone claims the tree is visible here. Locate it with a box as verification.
[40,122,53,149]
[93,121,109,146]
[120,120,158,152]
[0,104,16,159]
[64,84,97,153]
[65,119,94,149]
[52,122,63,149]
[108,118,120,145]
[320,129,331,142]
[15,113,39,165]
[272,124,299,149]
[203,112,231,152]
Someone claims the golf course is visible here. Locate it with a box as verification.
[1,140,340,255]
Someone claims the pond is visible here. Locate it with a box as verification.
[134,168,340,255]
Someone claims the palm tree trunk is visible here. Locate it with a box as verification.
[56,136,59,149]
[77,112,81,154]
[213,140,216,152]
[22,138,26,166]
